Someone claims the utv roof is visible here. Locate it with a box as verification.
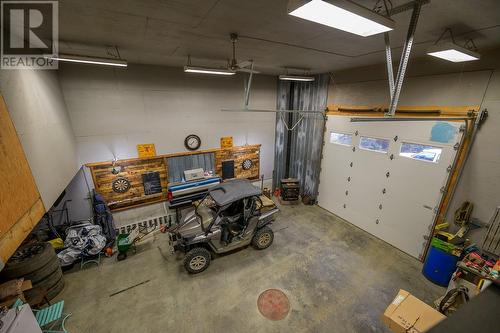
[209,179,262,206]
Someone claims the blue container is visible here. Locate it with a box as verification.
[422,246,459,287]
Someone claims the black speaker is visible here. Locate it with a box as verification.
[221,160,235,179]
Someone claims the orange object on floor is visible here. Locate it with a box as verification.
[105,247,113,257]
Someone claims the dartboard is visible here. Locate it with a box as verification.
[242,159,253,170]
[112,177,131,193]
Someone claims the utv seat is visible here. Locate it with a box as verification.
[227,222,243,236]
[197,205,215,229]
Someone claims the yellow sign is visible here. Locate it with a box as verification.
[137,144,156,158]
[220,136,233,149]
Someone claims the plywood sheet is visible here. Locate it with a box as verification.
[0,95,45,262]
[0,199,45,264]
[0,95,41,239]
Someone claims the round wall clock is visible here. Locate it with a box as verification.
[112,177,131,193]
[242,158,253,170]
[184,134,201,151]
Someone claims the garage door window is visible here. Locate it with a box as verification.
[359,136,390,153]
[330,132,353,146]
[400,142,443,163]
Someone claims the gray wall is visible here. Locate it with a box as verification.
[48,167,94,224]
[0,69,79,209]
[327,48,500,240]
[58,63,277,179]
[57,63,277,228]
[451,71,500,231]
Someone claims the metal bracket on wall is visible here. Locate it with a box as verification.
[385,32,395,99]
[243,61,254,108]
[386,0,430,16]
[224,59,328,121]
[386,0,425,116]
[222,108,326,119]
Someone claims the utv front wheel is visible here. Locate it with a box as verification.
[183,247,211,274]
[252,227,274,250]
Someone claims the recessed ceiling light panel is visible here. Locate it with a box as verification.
[427,42,480,62]
[288,0,395,37]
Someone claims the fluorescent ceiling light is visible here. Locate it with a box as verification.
[184,66,236,76]
[48,54,128,67]
[279,75,315,82]
[427,42,480,62]
[288,0,395,37]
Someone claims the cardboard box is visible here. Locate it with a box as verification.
[382,290,446,333]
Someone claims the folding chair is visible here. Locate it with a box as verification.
[12,299,72,333]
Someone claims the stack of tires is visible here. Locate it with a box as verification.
[1,243,64,301]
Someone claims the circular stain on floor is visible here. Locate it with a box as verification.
[257,289,290,320]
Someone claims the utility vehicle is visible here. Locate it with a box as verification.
[167,179,279,273]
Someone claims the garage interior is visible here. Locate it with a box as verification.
[0,0,499,332]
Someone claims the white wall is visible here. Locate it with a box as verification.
[328,70,491,107]
[49,167,94,223]
[58,63,277,179]
[327,50,500,234]
[0,69,79,209]
[450,71,500,226]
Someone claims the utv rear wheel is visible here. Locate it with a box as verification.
[183,248,211,274]
[252,227,274,250]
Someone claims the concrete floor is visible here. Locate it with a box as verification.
[57,203,444,333]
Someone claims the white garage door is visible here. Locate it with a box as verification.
[318,116,463,259]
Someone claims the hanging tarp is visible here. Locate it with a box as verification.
[273,74,329,200]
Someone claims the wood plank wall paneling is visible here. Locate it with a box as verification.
[0,95,45,263]
[91,158,168,211]
[87,144,261,211]
[215,145,260,180]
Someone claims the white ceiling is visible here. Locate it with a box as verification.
[58,0,500,74]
